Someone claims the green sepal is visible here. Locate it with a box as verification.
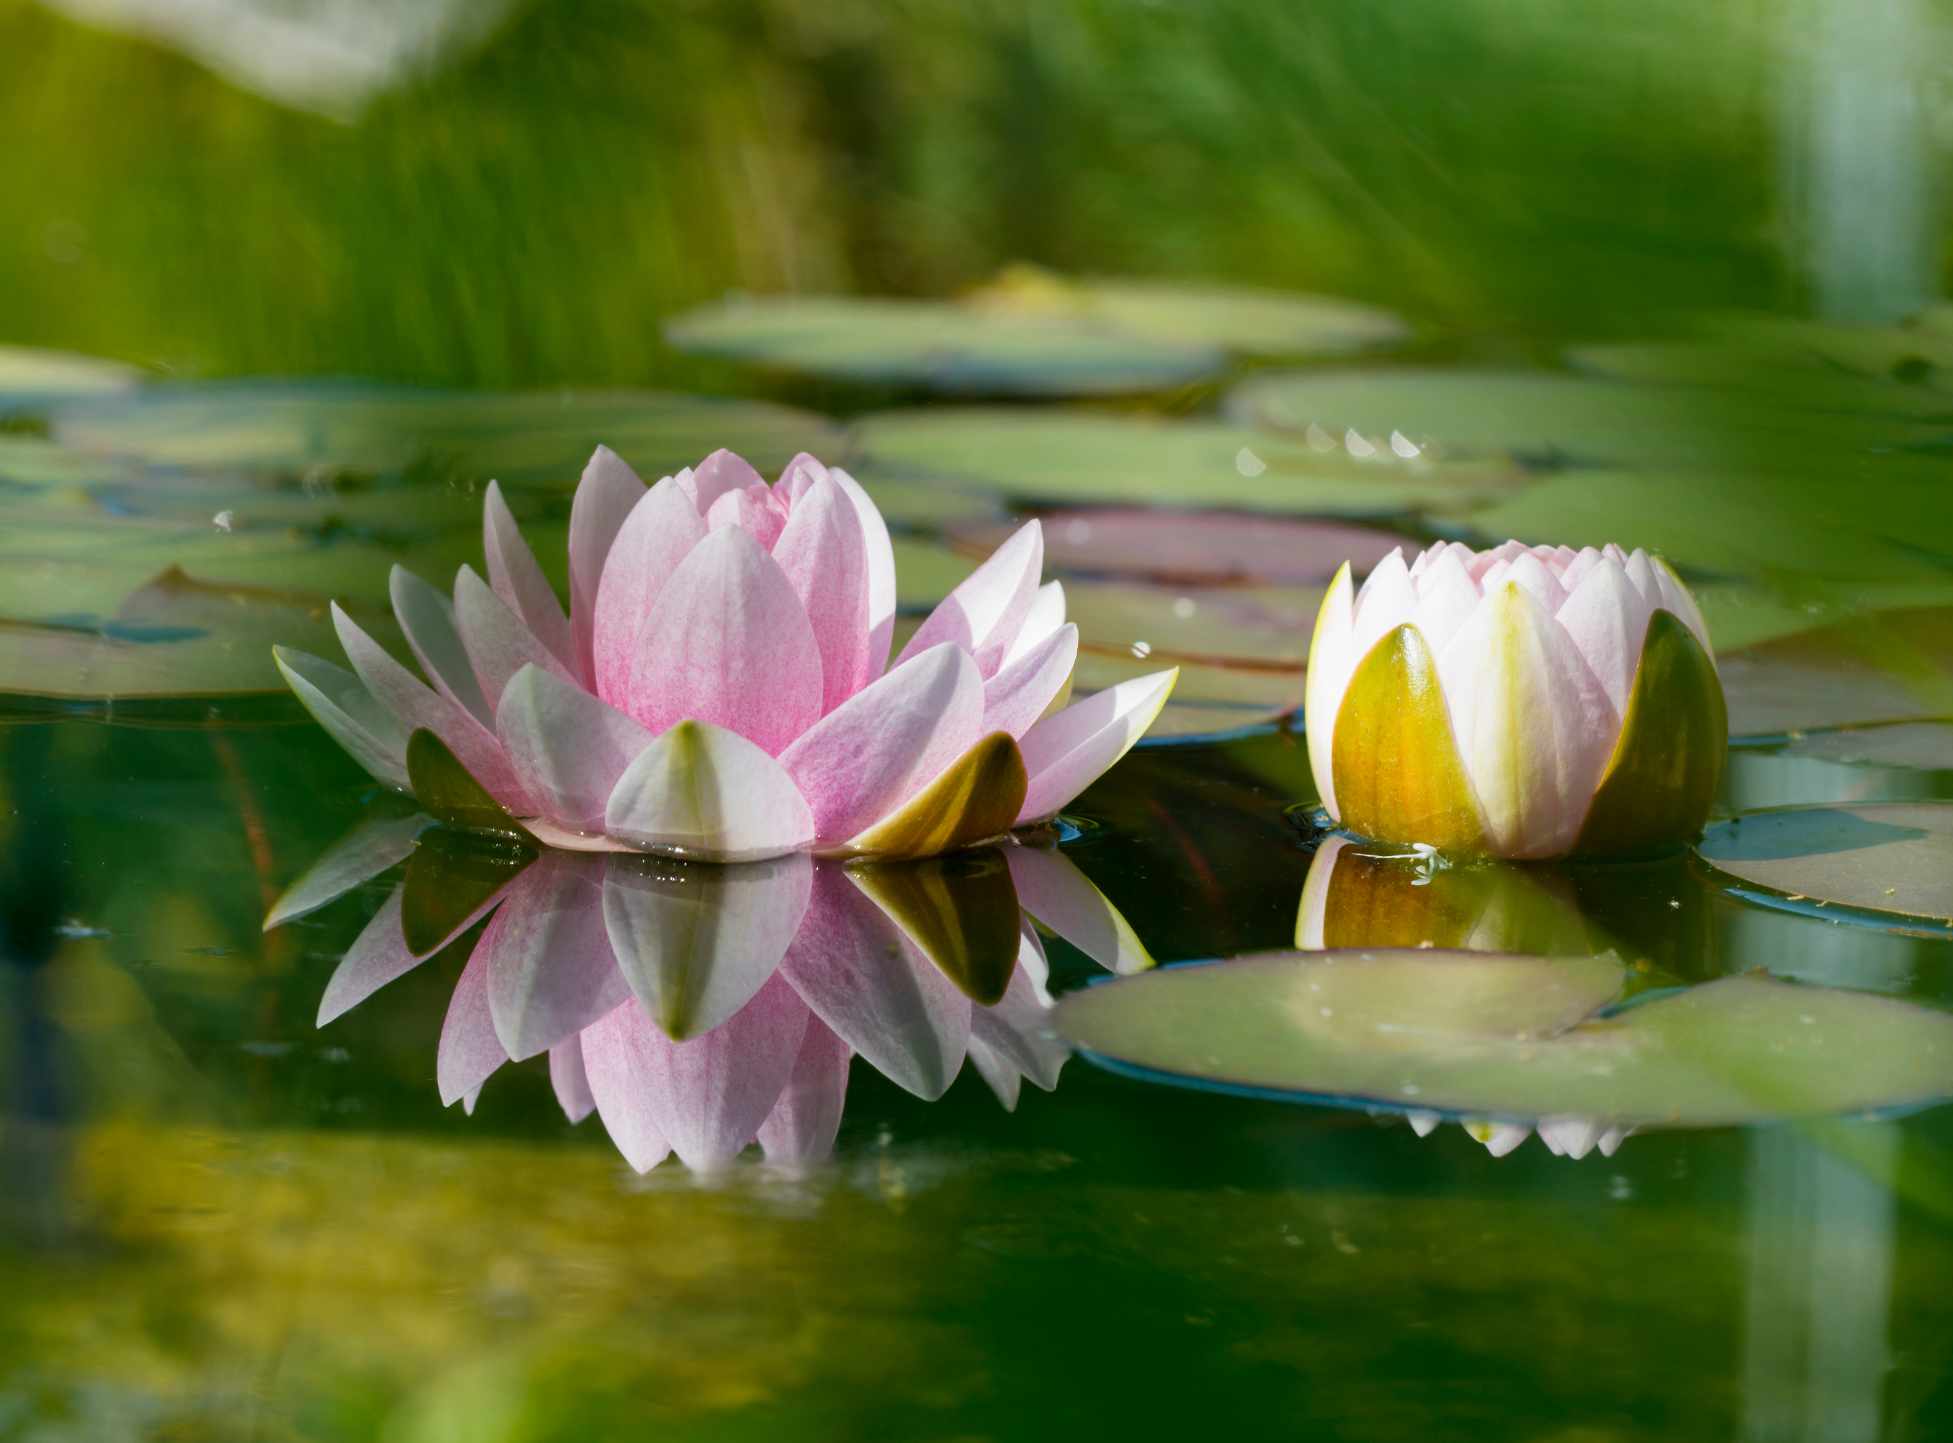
[404,728,537,846]
[1330,624,1487,855]
[1575,610,1727,857]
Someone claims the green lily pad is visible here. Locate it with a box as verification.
[1072,648,1300,739]
[1227,366,1940,468]
[0,345,142,398]
[1565,340,1953,418]
[949,510,1415,587]
[0,562,364,699]
[1448,466,1947,583]
[53,382,843,487]
[1719,606,1953,735]
[1062,277,1406,357]
[1057,951,1953,1125]
[852,410,1521,517]
[667,295,1223,396]
[1697,802,1953,930]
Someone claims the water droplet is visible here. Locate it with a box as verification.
[1389,429,1420,459]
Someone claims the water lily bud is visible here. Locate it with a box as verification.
[1305,541,1726,860]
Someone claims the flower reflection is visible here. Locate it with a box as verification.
[273,822,1148,1173]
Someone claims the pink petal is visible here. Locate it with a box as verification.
[316,873,515,1026]
[483,481,575,673]
[590,476,708,709]
[771,473,873,711]
[678,448,764,513]
[437,939,507,1107]
[480,855,630,1061]
[828,467,898,681]
[603,719,816,861]
[1000,580,1067,670]
[601,852,811,1040]
[779,866,970,1101]
[982,622,1078,740]
[331,603,532,814]
[968,964,1066,1106]
[569,447,647,684]
[1479,552,1567,614]
[580,1001,674,1173]
[1407,546,1480,655]
[274,646,410,790]
[894,519,1044,678]
[706,485,787,550]
[549,1038,597,1125]
[1554,556,1654,717]
[497,665,656,832]
[1651,555,1713,654]
[777,643,983,844]
[1002,844,1152,974]
[453,564,578,717]
[756,1020,852,1166]
[390,566,490,725]
[266,812,426,931]
[625,527,824,754]
[624,972,812,1172]
[1015,670,1179,824]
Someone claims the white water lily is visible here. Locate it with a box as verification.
[1305,540,1726,859]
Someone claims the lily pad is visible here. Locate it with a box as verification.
[0,345,142,398]
[949,509,1416,587]
[1448,466,1947,583]
[53,382,843,487]
[852,410,1521,517]
[1697,802,1953,929]
[1564,340,1953,418]
[1050,277,1407,357]
[1227,366,1939,468]
[666,295,1223,396]
[1071,649,1300,740]
[1718,606,1953,735]
[1057,951,1953,1125]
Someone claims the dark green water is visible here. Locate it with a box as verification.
[7,2,1953,1439]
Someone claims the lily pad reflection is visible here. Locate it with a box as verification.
[1055,950,1953,1138]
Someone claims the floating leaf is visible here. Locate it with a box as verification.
[53,382,842,487]
[0,345,141,398]
[1719,606,1953,736]
[0,563,361,700]
[1228,366,1940,468]
[667,294,1223,396]
[1058,277,1407,357]
[1448,466,1947,583]
[1057,952,1953,1125]
[1697,802,1953,930]
[949,509,1416,587]
[852,410,1519,518]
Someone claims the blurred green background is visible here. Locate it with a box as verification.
[6,0,1948,388]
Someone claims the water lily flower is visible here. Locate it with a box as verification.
[1305,540,1726,860]
[268,814,1151,1174]
[275,448,1178,862]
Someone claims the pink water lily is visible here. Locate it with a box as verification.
[276,447,1178,861]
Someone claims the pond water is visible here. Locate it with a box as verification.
[8,3,1953,1440]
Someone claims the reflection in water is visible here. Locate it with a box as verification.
[274,822,1148,1172]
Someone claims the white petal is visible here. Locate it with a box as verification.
[390,566,491,725]
[453,564,578,718]
[1303,564,1357,820]
[274,646,410,790]
[483,481,574,672]
[1554,556,1654,718]
[497,665,656,833]
[1436,583,1618,858]
[604,719,815,862]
